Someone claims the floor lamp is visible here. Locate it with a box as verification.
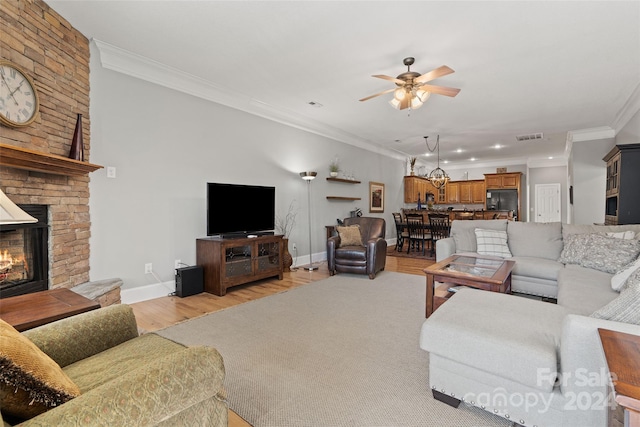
[299,171,318,271]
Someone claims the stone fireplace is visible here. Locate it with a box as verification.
[0,205,49,298]
[1,0,93,295]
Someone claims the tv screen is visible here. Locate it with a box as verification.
[207,183,275,236]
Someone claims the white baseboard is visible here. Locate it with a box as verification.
[122,281,175,304]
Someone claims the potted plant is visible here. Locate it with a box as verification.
[409,157,417,175]
[329,160,340,177]
[275,200,298,271]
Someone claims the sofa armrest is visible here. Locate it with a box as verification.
[23,304,139,368]
[558,315,640,427]
[19,346,227,427]
[435,237,456,261]
[560,314,640,395]
[327,236,340,271]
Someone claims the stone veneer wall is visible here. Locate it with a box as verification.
[1,0,92,289]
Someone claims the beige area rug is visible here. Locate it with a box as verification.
[157,272,509,427]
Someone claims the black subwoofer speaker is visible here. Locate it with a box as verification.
[175,266,203,297]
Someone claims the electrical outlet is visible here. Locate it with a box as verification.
[145,263,153,274]
[175,259,181,269]
[292,242,297,251]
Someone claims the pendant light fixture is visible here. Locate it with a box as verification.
[424,135,449,189]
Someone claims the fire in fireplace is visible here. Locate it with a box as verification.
[0,205,48,298]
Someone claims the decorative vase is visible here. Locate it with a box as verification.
[330,171,338,177]
[68,113,84,161]
[282,238,293,271]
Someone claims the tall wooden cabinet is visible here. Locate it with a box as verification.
[196,235,283,296]
[603,144,640,225]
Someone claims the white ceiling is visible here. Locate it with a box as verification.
[47,1,640,168]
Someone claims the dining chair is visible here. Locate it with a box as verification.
[405,213,432,256]
[428,213,451,257]
[392,212,409,252]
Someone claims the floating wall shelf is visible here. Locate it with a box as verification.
[326,177,361,184]
[0,143,103,176]
[326,196,361,201]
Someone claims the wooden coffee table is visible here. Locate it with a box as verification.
[424,254,516,317]
[0,288,100,331]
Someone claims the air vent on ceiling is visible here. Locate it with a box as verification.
[516,132,544,142]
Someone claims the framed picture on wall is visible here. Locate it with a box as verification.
[369,181,385,213]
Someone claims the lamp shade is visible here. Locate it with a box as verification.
[0,189,37,224]
[299,171,317,181]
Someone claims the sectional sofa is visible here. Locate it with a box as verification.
[420,220,640,427]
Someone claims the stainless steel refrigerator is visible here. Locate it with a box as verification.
[486,189,518,214]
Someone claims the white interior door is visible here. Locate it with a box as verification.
[535,183,561,222]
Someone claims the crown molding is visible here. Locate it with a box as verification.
[567,126,616,143]
[611,82,640,133]
[92,39,406,161]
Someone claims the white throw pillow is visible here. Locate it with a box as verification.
[607,231,636,240]
[475,228,512,258]
[592,270,640,325]
[611,257,640,292]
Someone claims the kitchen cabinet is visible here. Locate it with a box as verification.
[404,176,438,204]
[459,182,472,204]
[484,172,521,189]
[446,182,460,204]
[471,180,485,203]
[458,180,485,204]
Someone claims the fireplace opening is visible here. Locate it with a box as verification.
[0,205,48,298]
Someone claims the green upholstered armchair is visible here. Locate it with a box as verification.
[1,304,227,426]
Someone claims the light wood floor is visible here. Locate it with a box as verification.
[130,251,432,427]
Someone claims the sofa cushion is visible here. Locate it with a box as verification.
[591,271,640,325]
[475,228,512,258]
[0,319,81,421]
[336,225,363,247]
[611,257,640,291]
[558,233,640,274]
[451,219,508,253]
[607,230,636,240]
[562,223,640,240]
[507,221,563,260]
[557,264,618,314]
[510,256,563,281]
[420,288,571,393]
[63,333,186,392]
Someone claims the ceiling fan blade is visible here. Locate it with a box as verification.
[418,84,461,97]
[399,96,411,110]
[359,88,395,102]
[372,74,406,85]
[414,65,455,84]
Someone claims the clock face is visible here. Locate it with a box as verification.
[0,61,39,127]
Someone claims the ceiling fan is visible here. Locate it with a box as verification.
[359,57,461,110]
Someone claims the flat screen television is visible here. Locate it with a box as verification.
[207,183,275,236]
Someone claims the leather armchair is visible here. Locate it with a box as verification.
[327,217,387,279]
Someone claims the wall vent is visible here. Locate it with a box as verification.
[516,132,544,142]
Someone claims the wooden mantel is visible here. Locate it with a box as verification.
[0,143,103,176]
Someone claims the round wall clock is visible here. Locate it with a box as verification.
[0,60,40,127]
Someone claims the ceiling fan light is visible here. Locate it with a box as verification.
[393,88,406,101]
[389,98,401,109]
[410,97,424,109]
[416,89,431,103]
